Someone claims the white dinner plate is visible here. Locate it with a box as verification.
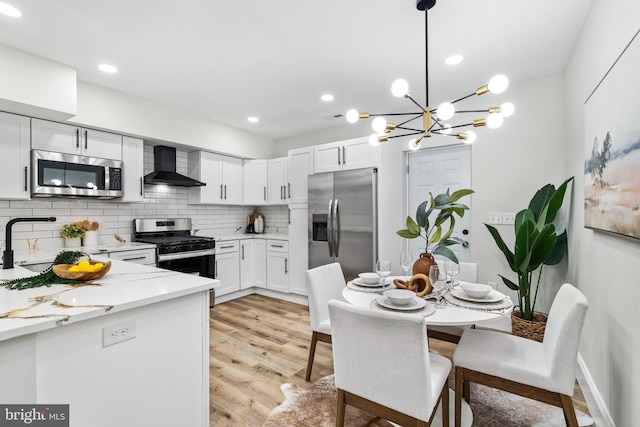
[376,295,427,311]
[352,277,384,287]
[451,287,505,303]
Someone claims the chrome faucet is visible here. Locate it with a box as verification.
[2,217,56,269]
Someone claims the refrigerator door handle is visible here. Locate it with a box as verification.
[327,199,334,257]
[333,198,340,257]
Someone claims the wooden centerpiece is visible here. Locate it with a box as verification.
[53,260,112,281]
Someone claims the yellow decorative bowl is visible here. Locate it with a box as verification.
[52,261,112,281]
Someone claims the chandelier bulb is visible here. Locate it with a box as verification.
[488,74,509,94]
[486,112,504,129]
[346,109,360,124]
[371,117,387,133]
[368,134,381,147]
[500,102,515,118]
[391,79,409,98]
[409,138,421,151]
[440,123,452,135]
[463,131,477,144]
[437,102,455,120]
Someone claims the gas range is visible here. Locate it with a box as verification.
[132,218,215,261]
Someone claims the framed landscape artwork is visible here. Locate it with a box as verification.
[584,29,640,239]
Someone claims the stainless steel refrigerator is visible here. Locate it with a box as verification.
[308,168,378,281]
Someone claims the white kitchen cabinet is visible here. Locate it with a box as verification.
[268,157,288,204]
[313,136,380,173]
[243,159,268,205]
[121,136,145,202]
[108,248,156,266]
[0,111,31,200]
[188,151,243,205]
[266,239,288,293]
[240,239,266,290]
[31,118,122,160]
[287,147,312,204]
[215,240,240,296]
[288,204,308,296]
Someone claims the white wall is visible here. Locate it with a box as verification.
[565,0,640,425]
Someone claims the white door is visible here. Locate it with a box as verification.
[408,145,472,262]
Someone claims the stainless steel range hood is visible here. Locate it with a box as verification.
[144,145,205,187]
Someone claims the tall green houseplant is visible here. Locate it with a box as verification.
[397,188,474,264]
[485,177,573,321]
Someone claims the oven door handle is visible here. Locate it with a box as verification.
[157,248,216,262]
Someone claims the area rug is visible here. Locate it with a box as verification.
[262,375,593,427]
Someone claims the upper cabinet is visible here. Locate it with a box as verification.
[313,136,380,174]
[31,118,122,160]
[188,151,243,205]
[121,136,145,203]
[0,112,31,200]
[243,159,268,205]
[268,157,288,205]
[287,147,312,204]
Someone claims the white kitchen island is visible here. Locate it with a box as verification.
[0,257,219,427]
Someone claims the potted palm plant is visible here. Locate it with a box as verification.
[485,177,573,341]
[397,188,474,274]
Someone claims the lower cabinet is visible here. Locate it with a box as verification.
[266,240,289,293]
[215,241,240,297]
[107,248,156,266]
[240,239,266,289]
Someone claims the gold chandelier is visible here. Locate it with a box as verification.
[346,0,514,150]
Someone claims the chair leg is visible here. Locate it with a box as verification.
[305,331,318,381]
[336,388,346,427]
[560,394,579,427]
[441,381,449,427]
[454,367,463,427]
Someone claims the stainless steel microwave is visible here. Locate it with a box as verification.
[31,150,123,198]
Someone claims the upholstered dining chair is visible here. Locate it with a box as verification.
[453,283,589,427]
[305,262,347,382]
[328,299,451,427]
[427,261,478,343]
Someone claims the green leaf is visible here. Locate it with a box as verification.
[433,245,458,263]
[450,189,474,203]
[430,225,442,243]
[415,200,430,228]
[397,229,419,239]
[440,216,455,241]
[545,229,567,265]
[484,223,515,271]
[406,216,420,234]
[499,274,519,291]
[514,219,536,273]
[433,192,451,208]
[545,177,574,224]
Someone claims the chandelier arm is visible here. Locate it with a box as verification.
[450,93,476,104]
[396,114,425,127]
[424,4,429,107]
[455,109,491,113]
[387,131,425,139]
[405,94,429,113]
[442,122,475,130]
[368,112,424,117]
[396,126,424,133]
[431,130,460,137]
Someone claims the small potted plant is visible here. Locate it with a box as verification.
[60,223,86,248]
[485,177,573,341]
[397,188,474,274]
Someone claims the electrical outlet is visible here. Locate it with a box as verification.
[103,320,136,347]
[487,212,503,225]
[502,212,516,225]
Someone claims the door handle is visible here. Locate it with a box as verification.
[24,166,28,192]
[241,245,245,260]
[76,129,80,149]
[139,177,143,196]
[84,130,88,150]
[462,229,469,235]
[327,199,334,257]
[287,182,291,199]
[214,260,218,278]
[224,185,227,199]
[220,184,223,199]
[333,198,340,257]
[284,258,288,274]
[342,146,346,164]
[337,147,341,165]
[264,186,266,201]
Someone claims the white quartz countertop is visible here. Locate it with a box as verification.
[213,233,288,242]
[0,256,219,342]
[1,242,156,267]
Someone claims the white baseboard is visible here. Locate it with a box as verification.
[213,287,309,306]
[577,352,616,427]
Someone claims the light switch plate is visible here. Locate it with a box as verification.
[487,212,503,225]
[502,212,516,225]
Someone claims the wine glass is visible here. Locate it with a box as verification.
[429,264,447,308]
[399,252,413,280]
[375,259,392,285]
[444,259,460,288]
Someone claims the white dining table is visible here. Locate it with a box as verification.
[343,277,513,327]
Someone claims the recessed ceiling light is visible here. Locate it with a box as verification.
[98,64,118,73]
[247,117,259,123]
[0,2,21,17]
[321,94,334,102]
[445,55,464,65]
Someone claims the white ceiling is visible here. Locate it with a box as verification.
[0,0,591,141]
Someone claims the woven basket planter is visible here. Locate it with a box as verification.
[511,310,548,342]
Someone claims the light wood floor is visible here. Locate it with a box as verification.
[209,294,589,427]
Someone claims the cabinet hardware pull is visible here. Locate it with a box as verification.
[287,182,291,199]
[123,256,146,262]
[24,166,28,192]
[139,177,143,196]
[285,258,288,274]
[281,185,284,199]
[342,146,346,164]
[84,130,88,150]
[76,129,80,149]
[271,244,283,248]
[241,246,245,260]
[337,146,341,165]
[224,184,227,199]
[220,245,234,249]
[264,186,266,201]
[288,208,291,224]
[214,260,218,278]
[220,184,223,199]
